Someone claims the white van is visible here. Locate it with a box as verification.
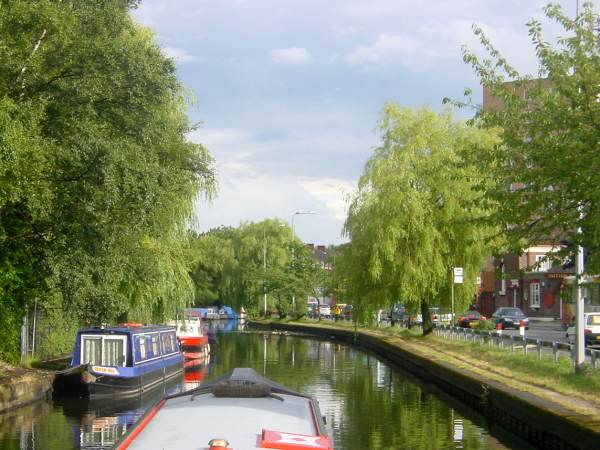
[566,313,600,346]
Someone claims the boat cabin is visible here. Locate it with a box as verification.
[54,324,183,399]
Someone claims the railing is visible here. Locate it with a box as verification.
[434,325,600,370]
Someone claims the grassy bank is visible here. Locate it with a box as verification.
[262,318,600,418]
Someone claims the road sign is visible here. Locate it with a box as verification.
[453,267,463,284]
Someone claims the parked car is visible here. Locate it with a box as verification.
[457,310,486,328]
[318,304,331,318]
[566,313,600,346]
[491,307,529,330]
[430,307,441,325]
[342,304,353,320]
[391,305,406,323]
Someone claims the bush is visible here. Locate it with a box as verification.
[478,319,495,331]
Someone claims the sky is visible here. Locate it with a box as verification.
[132,0,578,245]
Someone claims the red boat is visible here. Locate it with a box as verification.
[169,316,210,361]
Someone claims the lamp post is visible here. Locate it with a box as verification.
[290,211,317,314]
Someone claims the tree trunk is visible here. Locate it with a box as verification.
[421,301,433,335]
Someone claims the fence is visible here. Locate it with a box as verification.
[435,324,600,369]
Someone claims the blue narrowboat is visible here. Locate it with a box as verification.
[53,324,184,399]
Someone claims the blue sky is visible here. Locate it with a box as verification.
[133,0,577,245]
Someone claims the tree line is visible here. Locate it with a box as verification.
[0,0,215,362]
[187,221,329,318]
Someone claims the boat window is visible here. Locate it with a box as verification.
[161,331,177,354]
[81,335,127,366]
[138,335,147,360]
[103,338,126,366]
[151,333,160,356]
[82,337,102,365]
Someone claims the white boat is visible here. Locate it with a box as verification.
[168,316,210,361]
[114,368,332,450]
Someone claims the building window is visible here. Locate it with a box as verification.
[534,255,551,272]
[530,283,541,308]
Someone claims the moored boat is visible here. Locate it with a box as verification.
[53,324,183,399]
[114,368,333,450]
[169,315,210,360]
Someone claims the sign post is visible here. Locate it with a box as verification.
[451,267,463,323]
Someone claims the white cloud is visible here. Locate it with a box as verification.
[162,46,201,62]
[300,178,355,221]
[345,34,418,67]
[270,47,312,65]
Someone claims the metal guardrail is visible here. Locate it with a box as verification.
[434,325,600,369]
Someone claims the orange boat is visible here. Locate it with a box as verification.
[169,316,210,361]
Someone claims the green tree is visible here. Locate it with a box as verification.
[188,229,238,306]
[0,0,215,360]
[344,105,499,334]
[460,1,600,270]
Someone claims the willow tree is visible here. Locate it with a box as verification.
[344,105,499,334]
[0,0,214,360]
[459,2,600,271]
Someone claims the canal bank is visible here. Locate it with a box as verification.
[251,320,600,450]
[0,362,53,413]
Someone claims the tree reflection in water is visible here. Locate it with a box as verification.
[0,328,531,450]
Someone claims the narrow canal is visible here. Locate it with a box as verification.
[0,322,531,449]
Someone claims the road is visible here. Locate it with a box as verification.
[501,320,567,343]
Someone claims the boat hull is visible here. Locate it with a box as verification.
[53,357,183,399]
[178,335,209,360]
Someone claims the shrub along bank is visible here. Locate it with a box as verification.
[252,319,600,450]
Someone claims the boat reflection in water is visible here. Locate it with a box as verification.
[183,354,212,390]
[59,355,214,449]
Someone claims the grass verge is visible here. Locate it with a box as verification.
[259,318,600,416]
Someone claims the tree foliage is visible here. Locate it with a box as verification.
[461,1,600,270]
[187,220,324,318]
[343,105,500,332]
[0,0,215,361]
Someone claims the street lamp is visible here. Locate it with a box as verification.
[290,211,317,314]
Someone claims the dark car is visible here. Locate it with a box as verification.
[491,307,529,330]
[457,310,485,328]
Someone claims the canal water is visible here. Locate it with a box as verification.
[0,321,531,449]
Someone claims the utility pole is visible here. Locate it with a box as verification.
[575,240,585,370]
